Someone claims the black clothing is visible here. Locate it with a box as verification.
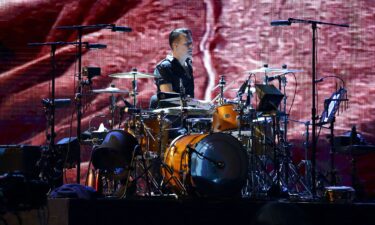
[154,55,194,98]
[151,56,194,139]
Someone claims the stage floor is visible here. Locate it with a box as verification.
[3,197,375,225]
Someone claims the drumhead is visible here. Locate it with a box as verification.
[190,133,248,196]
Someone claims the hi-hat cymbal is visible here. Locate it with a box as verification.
[92,87,129,94]
[109,71,154,79]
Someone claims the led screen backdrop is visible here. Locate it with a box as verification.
[0,0,374,194]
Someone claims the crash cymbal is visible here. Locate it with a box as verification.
[247,67,304,74]
[109,71,154,79]
[247,67,284,73]
[92,87,129,94]
[277,69,304,73]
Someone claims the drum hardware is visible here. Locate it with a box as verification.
[55,23,128,184]
[119,144,141,198]
[271,18,349,198]
[218,75,226,105]
[210,80,235,104]
[92,84,130,129]
[159,157,188,196]
[29,41,81,187]
[257,70,309,197]
[124,110,185,196]
[290,118,313,194]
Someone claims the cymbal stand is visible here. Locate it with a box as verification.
[130,68,138,107]
[123,111,160,196]
[280,118,313,197]
[218,75,226,105]
[242,112,276,198]
[154,111,188,195]
[179,79,188,129]
[109,93,117,130]
[270,74,311,196]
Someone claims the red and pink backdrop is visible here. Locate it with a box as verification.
[0,0,374,193]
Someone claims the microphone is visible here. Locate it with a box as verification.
[246,80,252,106]
[124,107,141,114]
[270,20,291,26]
[111,26,132,32]
[237,79,249,96]
[265,72,288,82]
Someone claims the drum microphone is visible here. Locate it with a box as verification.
[187,146,225,169]
[124,107,141,114]
[237,79,249,96]
[265,72,289,82]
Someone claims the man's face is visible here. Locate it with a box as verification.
[174,33,193,59]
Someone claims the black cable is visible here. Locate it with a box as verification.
[63,106,77,184]
[316,28,320,119]
[288,72,298,115]
[317,75,345,87]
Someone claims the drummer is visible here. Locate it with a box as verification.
[150,27,194,108]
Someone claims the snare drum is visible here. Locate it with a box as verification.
[212,104,239,132]
[162,133,248,197]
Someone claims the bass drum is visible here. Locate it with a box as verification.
[162,133,248,197]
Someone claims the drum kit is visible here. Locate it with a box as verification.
[86,64,315,199]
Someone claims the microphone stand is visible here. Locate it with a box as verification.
[56,24,130,184]
[272,18,349,198]
[28,42,89,148]
[28,41,78,187]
